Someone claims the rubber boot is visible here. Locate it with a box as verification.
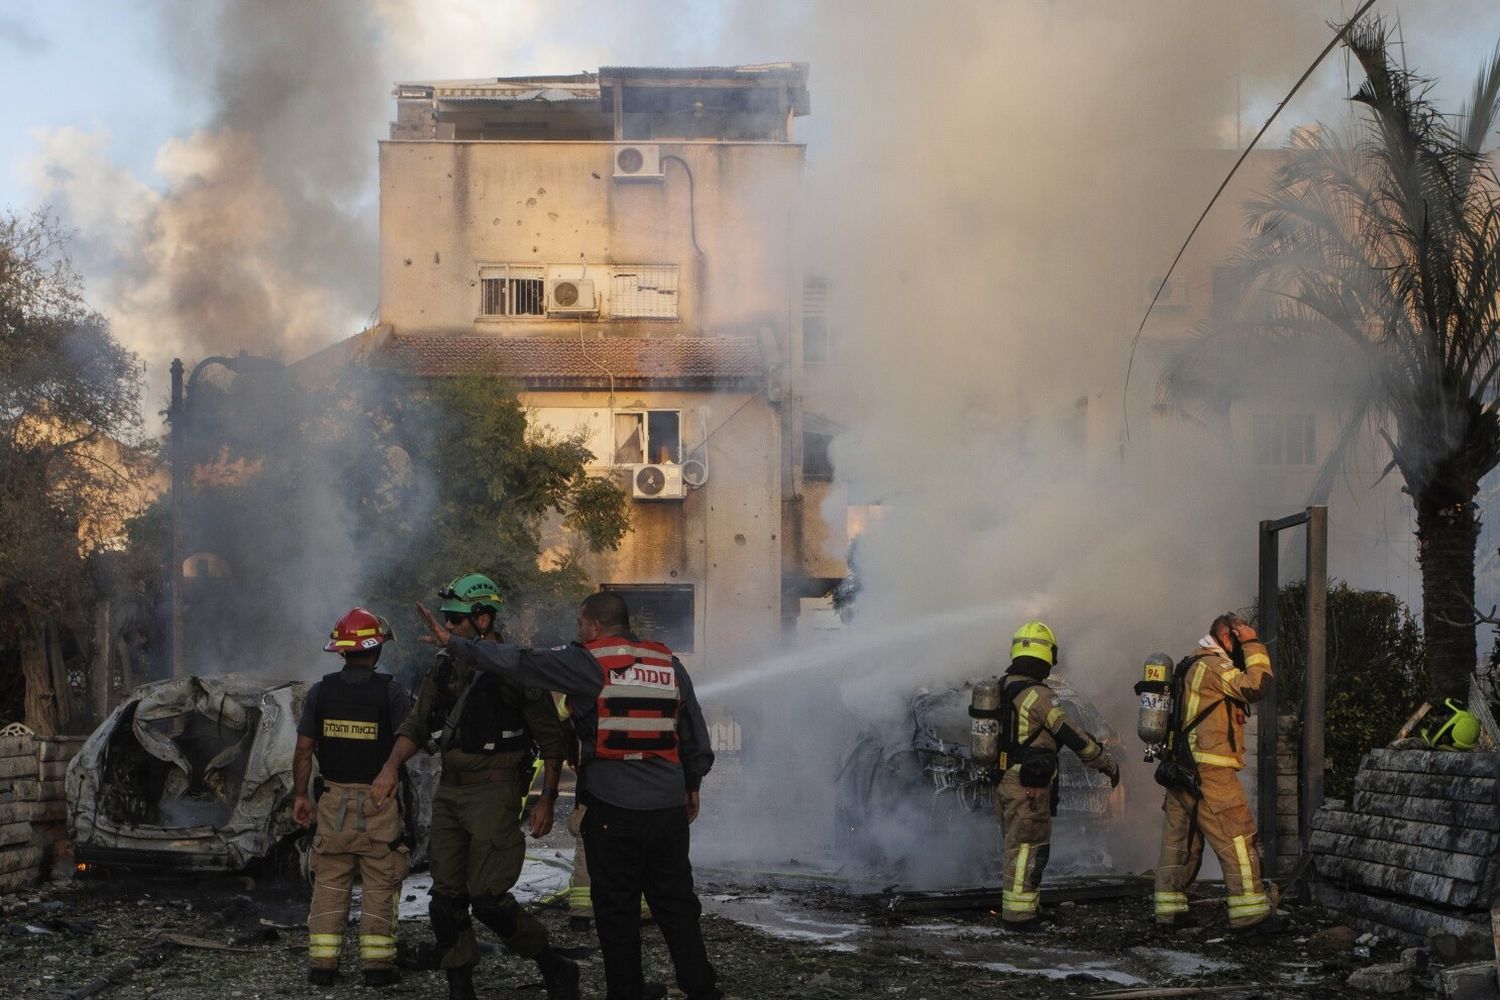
[446,966,479,1000]
[537,945,581,1000]
[363,967,400,987]
[307,967,340,986]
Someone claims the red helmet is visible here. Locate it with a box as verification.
[324,607,395,653]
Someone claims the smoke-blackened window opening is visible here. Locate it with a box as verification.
[479,265,545,317]
[612,410,680,465]
[803,276,831,363]
[1252,413,1316,465]
[602,583,694,652]
[804,431,834,481]
[611,265,679,318]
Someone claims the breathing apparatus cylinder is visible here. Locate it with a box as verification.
[969,677,1002,767]
[1135,653,1174,756]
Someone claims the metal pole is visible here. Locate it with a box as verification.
[1302,506,1329,845]
[168,359,185,680]
[1257,520,1280,878]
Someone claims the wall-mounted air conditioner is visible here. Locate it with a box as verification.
[613,144,664,181]
[1143,276,1189,309]
[632,463,686,500]
[548,278,597,315]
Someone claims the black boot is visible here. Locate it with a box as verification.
[363,966,400,987]
[307,967,340,986]
[446,966,479,1000]
[537,945,581,1000]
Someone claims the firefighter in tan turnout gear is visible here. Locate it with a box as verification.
[1153,613,1278,933]
[993,621,1119,930]
[292,608,412,987]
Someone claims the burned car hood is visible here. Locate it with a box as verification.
[68,675,307,870]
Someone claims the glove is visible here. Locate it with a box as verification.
[1099,753,1121,789]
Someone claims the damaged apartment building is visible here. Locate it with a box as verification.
[319,64,847,692]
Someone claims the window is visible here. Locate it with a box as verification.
[478,265,544,317]
[612,410,680,465]
[803,276,831,363]
[804,431,834,482]
[601,584,694,652]
[611,265,679,318]
[1252,414,1316,465]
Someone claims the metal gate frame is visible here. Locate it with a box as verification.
[1256,505,1328,878]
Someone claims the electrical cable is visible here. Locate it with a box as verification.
[1120,0,1380,445]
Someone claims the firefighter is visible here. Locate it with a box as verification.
[414,590,723,1000]
[995,620,1120,931]
[370,574,578,1000]
[292,608,412,987]
[1153,613,1278,933]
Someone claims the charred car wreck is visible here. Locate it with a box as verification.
[836,677,1124,878]
[67,676,434,875]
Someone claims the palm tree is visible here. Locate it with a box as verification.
[1161,19,1500,699]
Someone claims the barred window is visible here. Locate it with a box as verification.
[478,265,545,317]
[610,265,679,318]
[1252,413,1316,465]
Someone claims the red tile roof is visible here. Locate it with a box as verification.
[378,334,766,389]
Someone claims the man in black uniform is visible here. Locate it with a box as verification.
[416,590,721,1000]
[372,573,577,1000]
[292,608,411,986]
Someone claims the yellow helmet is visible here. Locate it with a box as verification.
[1011,620,1059,665]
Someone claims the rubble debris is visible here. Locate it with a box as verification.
[1438,961,1500,1000]
[1344,961,1412,994]
[879,874,1153,913]
[1307,924,1357,953]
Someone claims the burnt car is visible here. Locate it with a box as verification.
[835,676,1124,879]
[67,675,437,876]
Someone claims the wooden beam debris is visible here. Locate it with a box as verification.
[879,875,1153,913]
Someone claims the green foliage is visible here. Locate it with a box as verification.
[156,364,629,684]
[1270,580,1426,799]
[0,212,144,624]
[1162,19,1500,697]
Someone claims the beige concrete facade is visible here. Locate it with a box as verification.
[371,66,831,681]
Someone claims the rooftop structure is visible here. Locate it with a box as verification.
[391,63,811,142]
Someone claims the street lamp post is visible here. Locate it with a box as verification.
[166,352,283,678]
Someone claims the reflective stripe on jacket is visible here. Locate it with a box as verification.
[587,636,682,764]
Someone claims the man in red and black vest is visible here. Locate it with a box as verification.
[416,590,720,1000]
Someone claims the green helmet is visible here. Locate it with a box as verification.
[438,573,503,617]
[1422,699,1481,751]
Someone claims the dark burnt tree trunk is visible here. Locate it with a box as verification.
[1414,486,1482,701]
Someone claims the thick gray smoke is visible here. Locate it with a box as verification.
[694,1,1500,883]
[31,1,388,401]
[20,0,1500,879]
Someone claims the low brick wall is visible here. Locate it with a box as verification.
[0,725,85,894]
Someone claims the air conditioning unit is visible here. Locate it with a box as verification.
[547,278,597,315]
[1143,276,1189,309]
[613,144,663,181]
[632,463,686,501]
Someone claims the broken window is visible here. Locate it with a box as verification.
[804,431,834,481]
[479,265,545,317]
[612,410,681,465]
[1252,413,1316,465]
[610,265,679,318]
[602,583,694,652]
